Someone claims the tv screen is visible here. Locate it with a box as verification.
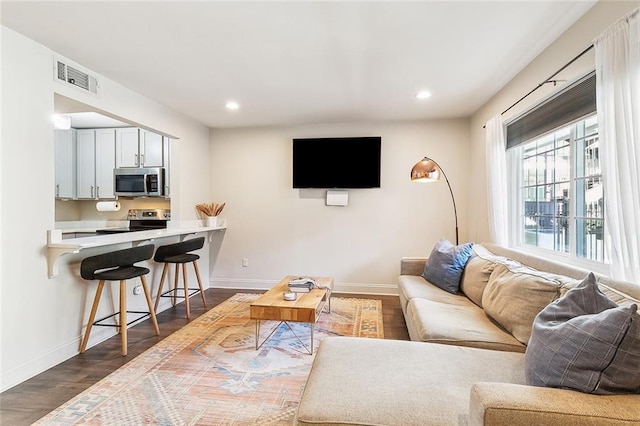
[292,136,381,189]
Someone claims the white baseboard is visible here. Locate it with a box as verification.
[209,277,398,296]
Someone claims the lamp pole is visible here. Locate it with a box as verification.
[411,156,459,245]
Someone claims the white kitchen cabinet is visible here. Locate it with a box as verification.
[115,127,140,168]
[76,129,96,199]
[76,129,117,199]
[163,136,171,198]
[115,128,164,167]
[54,129,76,199]
[140,129,164,167]
[95,129,116,199]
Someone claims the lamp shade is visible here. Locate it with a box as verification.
[410,157,441,182]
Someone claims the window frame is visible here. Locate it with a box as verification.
[507,113,609,275]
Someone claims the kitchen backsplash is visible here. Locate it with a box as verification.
[55,198,170,222]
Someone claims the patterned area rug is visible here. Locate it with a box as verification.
[36,293,384,425]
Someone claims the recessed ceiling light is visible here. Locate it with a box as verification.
[225,101,240,110]
[416,91,432,100]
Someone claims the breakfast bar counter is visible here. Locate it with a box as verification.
[46,222,226,278]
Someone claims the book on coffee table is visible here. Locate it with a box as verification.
[288,278,316,293]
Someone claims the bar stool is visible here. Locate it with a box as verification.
[79,245,160,356]
[154,236,207,320]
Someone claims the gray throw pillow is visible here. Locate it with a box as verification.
[422,239,474,294]
[525,272,640,394]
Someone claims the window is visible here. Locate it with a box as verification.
[519,114,604,262]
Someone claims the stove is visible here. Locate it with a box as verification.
[96,209,171,235]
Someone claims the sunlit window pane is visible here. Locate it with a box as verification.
[537,134,554,154]
[519,115,603,263]
[585,116,598,137]
[523,156,536,186]
[576,219,604,262]
[556,146,570,182]
[536,155,548,185]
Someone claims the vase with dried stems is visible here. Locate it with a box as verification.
[196,202,225,227]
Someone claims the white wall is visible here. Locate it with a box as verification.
[468,0,640,243]
[0,26,211,391]
[209,119,470,293]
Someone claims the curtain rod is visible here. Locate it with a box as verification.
[482,44,594,128]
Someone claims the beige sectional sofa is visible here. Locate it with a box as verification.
[296,243,640,425]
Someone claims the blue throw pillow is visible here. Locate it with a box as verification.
[525,273,640,394]
[422,239,474,294]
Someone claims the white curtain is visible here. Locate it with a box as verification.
[485,115,508,246]
[595,8,640,283]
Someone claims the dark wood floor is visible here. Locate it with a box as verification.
[0,289,409,425]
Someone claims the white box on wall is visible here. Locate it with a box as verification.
[326,190,348,206]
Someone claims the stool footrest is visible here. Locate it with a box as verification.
[159,287,202,300]
[92,310,152,328]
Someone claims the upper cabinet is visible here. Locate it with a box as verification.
[54,129,77,199]
[76,129,116,199]
[95,129,116,199]
[54,123,170,200]
[163,136,171,198]
[140,129,164,167]
[76,129,96,199]
[115,128,164,168]
[115,128,139,167]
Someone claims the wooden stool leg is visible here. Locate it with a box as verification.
[140,275,160,335]
[154,263,169,312]
[183,263,191,320]
[120,280,127,356]
[192,260,207,308]
[79,280,105,353]
[172,264,179,306]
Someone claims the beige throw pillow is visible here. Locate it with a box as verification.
[483,263,562,344]
[459,255,495,307]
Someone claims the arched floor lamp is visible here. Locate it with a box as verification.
[410,157,459,245]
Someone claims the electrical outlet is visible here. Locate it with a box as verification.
[242,258,249,267]
[133,285,143,295]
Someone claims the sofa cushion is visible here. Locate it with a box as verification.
[459,254,495,307]
[422,239,474,294]
[560,278,640,308]
[406,298,526,352]
[459,243,528,308]
[296,337,526,426]
[399,275,472,305]
[483,263,562,345]
[526,273,640,394]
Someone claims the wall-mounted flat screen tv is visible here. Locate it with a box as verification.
[292,136,381,189]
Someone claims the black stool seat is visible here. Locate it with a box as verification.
[154,237,207,320]
[94,266,150,281]
[161,253,199,264]
[79,245,159,356]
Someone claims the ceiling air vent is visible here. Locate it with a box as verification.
[55,59,99,95]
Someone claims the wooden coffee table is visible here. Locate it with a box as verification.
[250,276,333,354]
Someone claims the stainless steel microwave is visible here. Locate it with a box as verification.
[114,167,164,197]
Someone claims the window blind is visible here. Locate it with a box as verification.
[506,71,596,149]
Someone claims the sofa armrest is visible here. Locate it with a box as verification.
[400,257,427,276]
[469,382,640,426]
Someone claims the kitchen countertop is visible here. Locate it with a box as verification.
[46,220,226,278]
[56,220,129,233]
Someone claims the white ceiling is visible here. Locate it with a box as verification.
[1,1,595,129]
